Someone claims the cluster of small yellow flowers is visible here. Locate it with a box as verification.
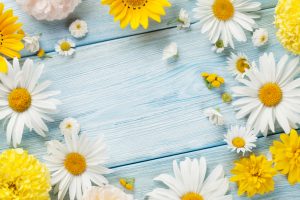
[275,0,300,55]
[201,72,225,89]
[119,178,135,191]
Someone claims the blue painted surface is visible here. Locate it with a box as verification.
[2,0,300,199]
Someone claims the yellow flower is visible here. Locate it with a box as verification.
[275,0,300,54]
[119,177,135,191]
[101,0,171,30]
[230,154,276,197]
[0,149,51,199]
[222,92,232,103]
[0,3,24,58]
[211,80,221,88]
[270,129,300,185]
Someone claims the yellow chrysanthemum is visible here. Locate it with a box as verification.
[275,0,300,54]
[230,154,276,197]
[0,149,51,200]
[101,0,171,30]
[270,129,300,185]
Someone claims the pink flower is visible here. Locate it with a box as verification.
[16,0,82,21]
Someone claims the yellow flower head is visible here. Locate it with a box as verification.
[201,72,225,89]
[275,0,300,54]
[101,0,171,30]
[270,129,300,185]
[0,149,51,200]
[0,3,24,58]
[230,154,276,197]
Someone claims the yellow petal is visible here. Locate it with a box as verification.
[0,56,7,73]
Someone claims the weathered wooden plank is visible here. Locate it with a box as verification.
[3,0,277,57]
[0,8,288,168]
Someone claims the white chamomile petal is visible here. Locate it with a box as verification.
[55,39,76,56]
[0,58,60,147]
[193,0,261,48]
[204,107,224,126]
[224,125,257,155]
[45,134,112,200]
[147,157,232,200]
[232,53,300,136]
[162,42,178,60]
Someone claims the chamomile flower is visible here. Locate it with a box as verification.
[45,133,112,200]
[147,157,232,200]
[59,117,80,136]
[69,19,88,38]
[232,53,300,136]
[224,125,257,155]
[55,39,75,56]
[252,28,269,47]
[0,58,60,147]
[204,107,224,126]
[211,39,226,53]
[162,42,178,60]
[227,52,251,79]
[193,0,261,48]
[178,9,190,29]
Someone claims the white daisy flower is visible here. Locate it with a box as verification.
[147,157,232,200]
[59,117,80,136]
[232,53,300,136]
[45,133,112,200]
[162,42,178,60]
[55,39,75,56]
[211,39,226,53]
[227,52,251,79]
[69,19,88,38]
[0,58,60,147]
[83,185,133,200]
[23,34,40,53]
[204,107,224,126]
[224,125,257,155]
[178,9,191,29]
[193,0,261,48]
[252,28,269,47]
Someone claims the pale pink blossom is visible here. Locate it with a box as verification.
[16,0,82,21]
[83,186,133,200]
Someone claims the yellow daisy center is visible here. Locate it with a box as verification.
[259,83,282,107]
[236,58,250,73]
[66,123,72,129]
[76,24,81,29]
[181,192,204,200]
[123,0,147,8]
[8,88,32,113]
[212,0,235,21]
[232,137,246,148]
[60,42,71,51]
[64,153,87,176]
[260,35,266,43]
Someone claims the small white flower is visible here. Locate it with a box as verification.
[23,34,40,53]
[224,125,257,155]
[227,52,251,79]
[59,117,80,136]
[162,42,178,60]
[178,8,190,29]
[83,185,133,200]
[252,28,269,47]
[55,39,75,56]
[69,19,88,38]
[211,39,226,53]
[203,107,224,126]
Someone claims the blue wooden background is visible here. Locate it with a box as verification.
[2,0,300,199]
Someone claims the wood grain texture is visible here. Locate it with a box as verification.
[0,6,287,167]
[2,0,297,200]
[5,0,276,57]
[97,134,300,200]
